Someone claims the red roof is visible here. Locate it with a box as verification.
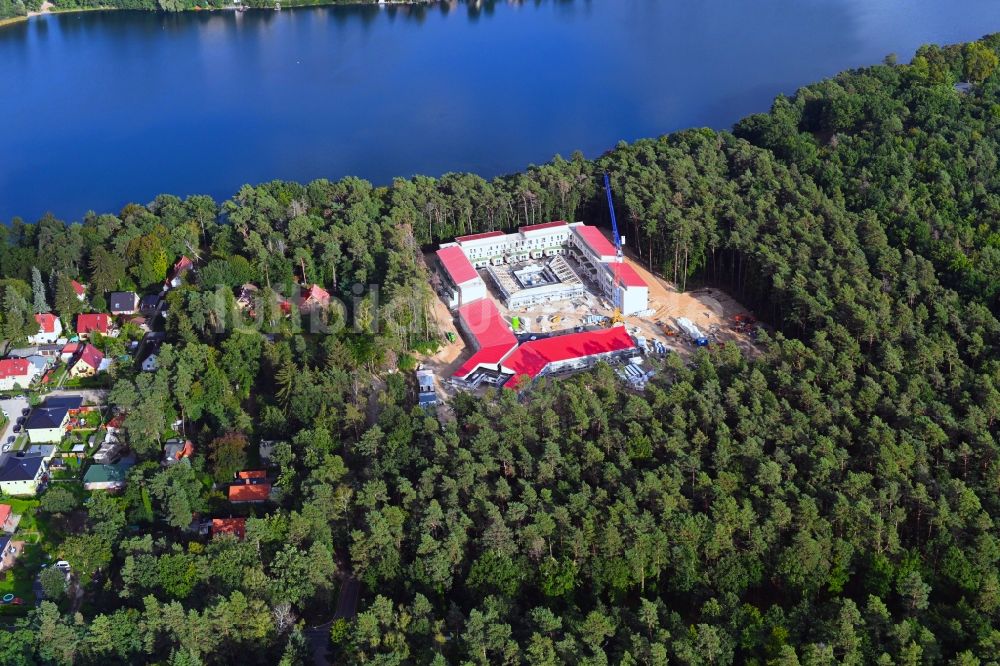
[172,256,194,276]
[0,359,30,380]
[74,344,105,370]
[211,518,246,540]
[519,220,568,234]
[299,284,330,307]
[176,440,195,460]
[0,505,12,525]
[70,280,86,296]
[61,342,80,356]
[455,230,505,243]
[237,470,266,479]
[574,225,618,258]
[454,300,518,378]
[609,262,647,288]
[34,313,58,333]
[436,246,479,285]
[77,314,111,336]
[229,483,271,502]
[502,327,636,382]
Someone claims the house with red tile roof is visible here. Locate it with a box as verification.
[210,517,246,540]
[166,256,195,289]
[229,482,271,503]
[0,359,38,391]
[298,284,331,312]
[0,504,15,532]
[76,314,116,339]
[70,280,87,301]
[68,344,106,378]
[28,313,63,345]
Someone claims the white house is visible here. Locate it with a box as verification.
[24,397,81,444]
[28,313,63,345]
[0,359,38,392]
[0,453,50,496]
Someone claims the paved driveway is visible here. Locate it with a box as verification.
[0,396,29,452]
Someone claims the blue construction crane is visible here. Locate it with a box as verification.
[603,172,624,262]
[603,172,626,319]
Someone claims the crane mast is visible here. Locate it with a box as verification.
[603,172,625,318]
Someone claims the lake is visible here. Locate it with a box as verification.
[1,0,998,221]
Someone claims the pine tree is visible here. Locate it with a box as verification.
[31,266,49,314]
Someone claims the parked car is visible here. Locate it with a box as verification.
[21,408,29,415]
[15,417,24,425]
[12,425,20,433]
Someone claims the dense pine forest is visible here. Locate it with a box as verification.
[0,35,999,665]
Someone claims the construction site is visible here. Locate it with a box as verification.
[420,176,762,398]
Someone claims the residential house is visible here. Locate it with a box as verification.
[28,314,62,345]
[166,256,195,289]
[136,334,164,372]
[0,453,50,496]
[298,284,330,313]
[235,284,258,312]
[108,292,140,316]
[77,314,115,339]
[0,504,17,532]
[68,344,105,378]
[0,359,38,392]
[210,518,246,540]
[70,280,87,301]
[163,439,195,466]
[0,535,22,572]
[25,396,82,444]
[228,482,271,503]
[8,345,62,360]
[93,435,124,465]
[139,293,162,315]
[83,458,134,491]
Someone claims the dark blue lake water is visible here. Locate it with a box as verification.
[1,0,998,221]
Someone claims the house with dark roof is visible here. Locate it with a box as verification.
[139,293,162,315]
[108,292,140,315]
[0,454,48,496]
[25,396,82,444]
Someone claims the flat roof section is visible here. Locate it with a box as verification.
[609,262,647,288]
[436,246,479,285]
[573,225,619,259]
[519,220,569,235]
[455,230,506,244]
[503,326,636,380]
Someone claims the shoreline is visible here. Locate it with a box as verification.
[1,0,436,29]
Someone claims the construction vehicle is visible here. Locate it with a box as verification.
[445,331,456,343]
[550,314,563,325]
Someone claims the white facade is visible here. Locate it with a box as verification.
[28,318,63,345]
[27,427,64,444]
[0,372,35,392]
[439,222,650,315]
